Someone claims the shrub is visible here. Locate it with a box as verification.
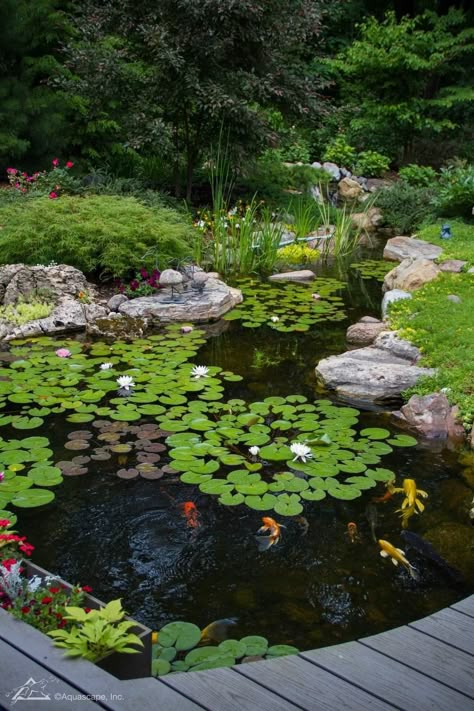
[433,163,474,219]
[398,164,437,187]
[322,136,356,167]
[277,244,320,266]
[375,181,436,234]
[354,150,390,178]
[0,195,194,278]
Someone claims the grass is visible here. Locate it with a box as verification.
[414,220,474,267]
[388,273,474,431]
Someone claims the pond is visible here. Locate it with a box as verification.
[3,251,473,653]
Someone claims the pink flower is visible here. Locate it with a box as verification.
[0,472,4,482]
[6,168,17,175]
[52,158,59,167]
[49,191,58,199]
[66,161,74,169]
[55,348,71,358]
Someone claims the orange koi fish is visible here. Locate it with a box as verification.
[372,479,396,504]
[255,517,285,551]
[179,501,201,528]
[346,522,360,544]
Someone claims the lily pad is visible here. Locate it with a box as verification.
[158,621,202,651]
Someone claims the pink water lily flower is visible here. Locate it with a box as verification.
[56,348,71,358]
[0,472,4,482]
[52,158,59,167]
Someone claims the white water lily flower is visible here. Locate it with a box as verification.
[100,362,113,370]
[249,446,260,457]
[191,365,209,379]
[117,375,135,390]
[270,316,280,323]
[290,442,313,463]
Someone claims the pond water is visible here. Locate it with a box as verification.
[5,250,473,652]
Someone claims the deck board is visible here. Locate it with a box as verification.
[301,640,473,711]
[409,607,474,655]
[451,596,474,618]
[234,653,396,710]
[360,624,474,698]
[163,666,301,710]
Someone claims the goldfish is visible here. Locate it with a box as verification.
[346,522,360,544]
[378,539,418,580]
[179,501,201,528]
[255,517,285,551]
[372,479,396,504]
[393,479,428,529]
[200,618,237,644]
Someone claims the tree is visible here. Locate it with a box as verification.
[326,9,474,163]
[63,0,333,199]
[0,0,73,171]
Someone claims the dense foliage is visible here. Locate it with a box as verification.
[0,196,194,277]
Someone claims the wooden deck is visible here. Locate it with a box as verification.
[1,595,473,710]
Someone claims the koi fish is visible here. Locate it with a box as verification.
[179,501,201,528]
[296,516,309,536]
[200,618,237,644]
[378,539,418,580]
[346,522,360,543]
[365,503,378,543]
[372,480,396,504]
[393,478,428,529]
[255,517,285,551]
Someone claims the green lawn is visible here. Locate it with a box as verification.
[388,272,474,431]
[414,220,474,267]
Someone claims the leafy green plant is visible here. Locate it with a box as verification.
[375,182,436,234]
[0,299,54,326]
[354,151,390,178]
[398,164,437,187]
[288,196,321,239]
[316,201,370,259]
[0,196,194,278]
[277,244,320,267]
[323,137,356,167]
[433,163,474,218]
[48,599,144,662]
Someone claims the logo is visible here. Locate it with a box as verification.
[6,677,54,705]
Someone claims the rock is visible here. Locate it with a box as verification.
[269,270,315,282]
[424,522,474,582]
[468,267,474,274]
[374,330,420,362]
[322,162,341,181]
[119,275,242,323]
[338,177,363,201]
[311,161,322,169]
[351,207,383,232]
[315,340,435,406]
[383,258,440,292]
[346,318,386,346]
[447,294,462,304]
[340,168,352,178]
[391,393,466,440]
[439,259,467,273]
[356,176,368,189]
[310,185,323,203]
[366,178,393,192]
[159,268,184,291]
[241,656,264,664]
[86,314,148,340]
[107,294,128,312]
[383,236,443,262]
[381,289,412,318]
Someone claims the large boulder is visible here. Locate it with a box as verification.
[0,264,107,341]
[346,317,386,346]
[351,207,383,232]
[383,236,442,262]
[269,270,316,282]
[322,162,341,181]
[383,258,441,292]
[315,333,435,406]
[338,177,363,201]
[119,275,242,323]
[391,393,466,441]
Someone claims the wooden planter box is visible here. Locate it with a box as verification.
[25,561,152,680]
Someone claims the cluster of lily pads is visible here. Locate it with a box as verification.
[223,278,346,332]
[152,621,298,676]
[156,396,417,515]
[350,260,393,282]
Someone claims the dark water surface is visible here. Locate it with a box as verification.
[19,254,474,650]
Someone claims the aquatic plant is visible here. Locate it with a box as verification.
[350,260,393,282]
[158,396,417,514]
[223,278,346,332]
[316,201,370,259]
[0,436,61,510]
[277,243,320,267]
[0,300,54,326]
[151,620,299,676]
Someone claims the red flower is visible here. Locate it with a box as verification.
[21,606,31,614]
[1,559,17,571]
[49,587,61,594]
[84,607,92,613]
[6,168,17,175]
[58,619,67,628]
[49,191,58,199]
[66,161,74,169]
[0,519,11,528]
[19,542,34,556]
[41,596,53,605]
[52,158,59,167]
[82,585,92,593]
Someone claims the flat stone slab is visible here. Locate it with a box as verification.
[383,236,443,262]
[269,270,315,282]
[119,277,242,323]
[315,332,435,405]
[439,259,467,273]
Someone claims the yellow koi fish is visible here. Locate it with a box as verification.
[393,478,428,528]
[378,539,418,579]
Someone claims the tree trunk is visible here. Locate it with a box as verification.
[185,155,194,203]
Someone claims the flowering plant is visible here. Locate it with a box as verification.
[0,519,34,560]
[6,159,80,199]
[117,267,161,299]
